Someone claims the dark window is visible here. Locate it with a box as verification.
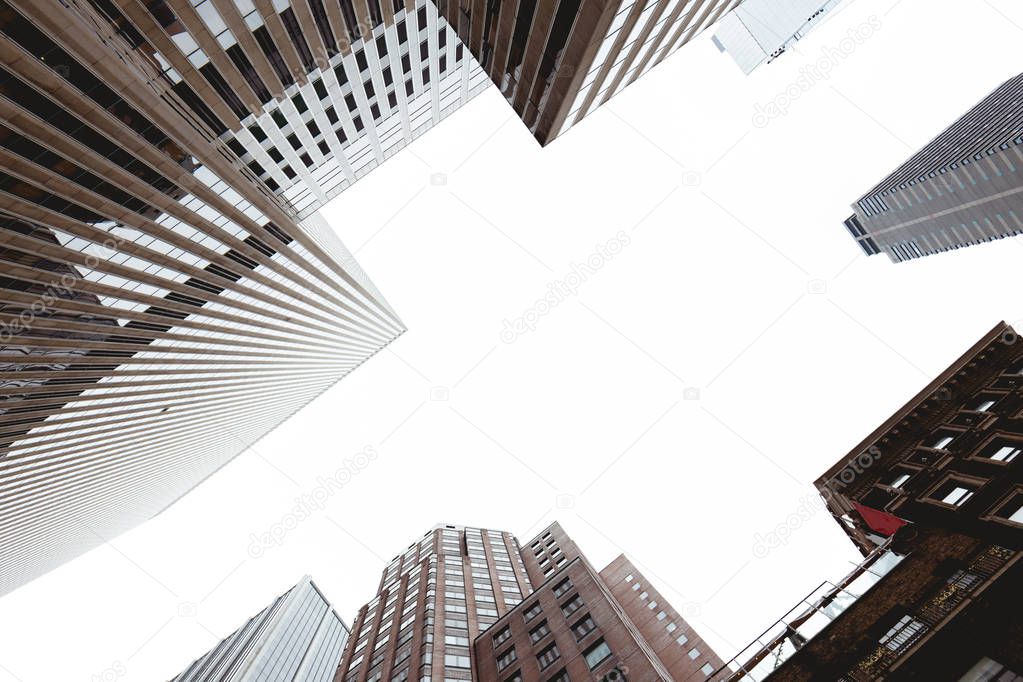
[376,34,388,58]
[552,579,572,599]
[536,643,560,670]
[339,0,361,42]
[249,124,268,142]
[356,49,369,72]
[279,8,314,71]
[493,625,511,647]
[253,26,294,87]
[291,93,308,114]
[560,594,583,618]
[572,615,596,640]
[227,44,271,103]
[313,79,329,100]
[496,647,517,672]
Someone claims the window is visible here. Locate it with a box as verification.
[503,672,523,682]
[992,492,1023,525]
[529,620,551,643]
[546,669,570,682]
[583,640,612,670]
[666,622,677,633]
[572,614,597,640]
[688,648,701,660]
[888,471,912,489]
[701,663,716,676]
[561,594,583,618]
[624,574,633,582]
[639,591,648,600]
[493,626,511,647]
[879,614,926,652]
[676,633,689,646]
[958,656,1023,681]
[973,399,997,412]
[444,654,470,669]
[552,578,572,599]
[930,479,979,507]
[932,435,955,450]
[523,601,542,621]
[495,648,517,672]
[979,440,1022,463]
[536,643,560,670]
[656,610,667,621]
[631,583,641,591]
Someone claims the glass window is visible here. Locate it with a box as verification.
[523,601,542,621]
[932,480,978,506]
[583,640,612,670]
[529,620,551,643]
[688,648,701,660]
[981,441,1022,463]
[572,614,597,640]
[536,643,560,670]
[495,648,517,672]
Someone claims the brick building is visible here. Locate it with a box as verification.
[333,522,722,682]
[710,322,1023,681]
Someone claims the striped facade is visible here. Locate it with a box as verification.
[438,0,742,145]
[77,0,491,217]
[172,576,350,681]
[844,72,1023,262]
[0,0,404,596]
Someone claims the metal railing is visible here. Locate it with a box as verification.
[708,538,905,682]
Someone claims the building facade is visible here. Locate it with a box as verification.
[711,0,842,74]
[171,576,350,682]
[843,72,1023,262]
[815,321,1023,556]
[333,522,722,682]
[437,0,742,145]
[708,322,1023,681]
[64,0,491,217]
[0,0,404,596]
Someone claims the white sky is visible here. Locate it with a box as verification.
[3,1,1023,680]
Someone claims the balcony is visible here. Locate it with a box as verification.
[839,544,1016,681]
[709,539,905,682]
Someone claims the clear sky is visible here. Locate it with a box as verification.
[2,1,1023,680]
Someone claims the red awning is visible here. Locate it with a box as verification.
[853,502,908,537]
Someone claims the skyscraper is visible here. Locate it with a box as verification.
[711,0,842,74]
[333,522,722,682]
[708,322,1023,681]
[437,0,743,146]
[0,0,403,595]
[62,0,491,217]
[843,72,1023,262]
[171,576,349,682]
